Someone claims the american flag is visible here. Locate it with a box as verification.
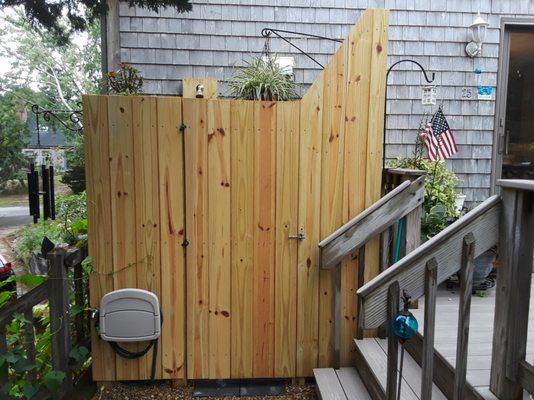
[420,108,458,161]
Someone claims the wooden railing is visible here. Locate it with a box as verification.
[356,179,534,400]
[318,170,425,364]
[0,247,87,399]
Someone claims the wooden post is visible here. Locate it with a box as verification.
[24,309,37,382]
[48,247,72,392]
[333,263,342,368]
[0,326,8,386]
[490,185,534,399]
[73,261,85,346]
[421,258,438,400]
[356,247,365,340]
[386,281,400,400]
[453,233,475,400]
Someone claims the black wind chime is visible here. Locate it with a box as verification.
[27,104,83,223]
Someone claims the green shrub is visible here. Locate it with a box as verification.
[229,55,298,101]
[389,157,461,240]
[13,220,64,264]
[14,192,88,265]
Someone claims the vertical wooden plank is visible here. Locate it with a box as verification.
[0,326,7,386]
[108,95,138,380]
[230,100,254,378]
[296,76,323,376]
[48,248,72,392]
[491,188,533,399]
[274,101,299,377]
[341,9,374,347]
[364,9,389,285]
[319,43,347,368]
[207,100,231,378]
[24,309,36,382]
[453,233,475,400]
[132,96,161,379]
[184,98,210,379]
[157,97,186,379]
[83,95,116,381]
[386,281,399,400]
[253,101,276,377]
[421,258,438,400]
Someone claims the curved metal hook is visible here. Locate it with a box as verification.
[386,59,435,83]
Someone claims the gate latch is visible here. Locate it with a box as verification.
[288,233,305,241]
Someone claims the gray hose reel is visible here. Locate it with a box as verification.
[97,289,162,380]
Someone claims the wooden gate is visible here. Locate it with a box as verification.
[84,9,388,382]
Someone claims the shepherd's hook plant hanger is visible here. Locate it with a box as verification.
[383,59,435,177]
[261,27,342,69]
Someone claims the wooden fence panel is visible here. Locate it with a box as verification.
[184,98,210,379]
[274,101,300,377]
[83,95,116,382]
[107,95,140,380]
[157,97,186,379]
[207,100,231,378]
[85,8,388,381]
[230,100,255,378]
[296,75,323,375]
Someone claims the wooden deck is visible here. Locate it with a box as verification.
[411,276,534,399]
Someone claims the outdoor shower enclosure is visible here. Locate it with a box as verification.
[84,9,388,381]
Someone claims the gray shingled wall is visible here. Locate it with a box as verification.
[116,0,534,204]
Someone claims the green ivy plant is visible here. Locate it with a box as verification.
[389,157,461,240]
[229,55,298,101]
[0,192,91,398]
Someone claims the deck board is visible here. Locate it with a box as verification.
[411,277,534,399]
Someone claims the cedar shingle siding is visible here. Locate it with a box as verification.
[116,0,534,204]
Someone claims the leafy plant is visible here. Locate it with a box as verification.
[389,157,461,239]
[229,55,298,101]
[13,221,65,265]
[102,62,144,95]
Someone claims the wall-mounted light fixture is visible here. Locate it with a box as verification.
[195,84,205,98]
[465,12,489,58]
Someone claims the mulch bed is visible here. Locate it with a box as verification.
[92,382,317,400]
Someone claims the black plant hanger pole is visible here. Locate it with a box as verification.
[383,59,435,176]
[261,27,342,69]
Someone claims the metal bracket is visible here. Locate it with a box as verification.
[288,233,305,241]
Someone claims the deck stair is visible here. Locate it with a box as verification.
[314,179,534,400]
[314,367,370,400]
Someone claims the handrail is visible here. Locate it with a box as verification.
[357,194,501,329]
[318,175,425,269]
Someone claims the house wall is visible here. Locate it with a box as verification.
[114,0,534,204]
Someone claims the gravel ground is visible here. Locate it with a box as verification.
[92,383,317,400]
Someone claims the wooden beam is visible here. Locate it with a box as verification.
[319,176,425,269]
[490,188,533,399]
[386,282,399,400]
[518,360,534,395]
[421,258,437,400]
[453,233,475,400]
[358,195,501,329]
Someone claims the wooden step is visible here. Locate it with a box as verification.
[314,367,371,400]
[353,338,448,400]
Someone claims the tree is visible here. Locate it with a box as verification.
[0,11,101,192]
[0,0,192,44]
[0,89,31,185]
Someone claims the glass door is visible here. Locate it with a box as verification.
[500,27,534,180]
